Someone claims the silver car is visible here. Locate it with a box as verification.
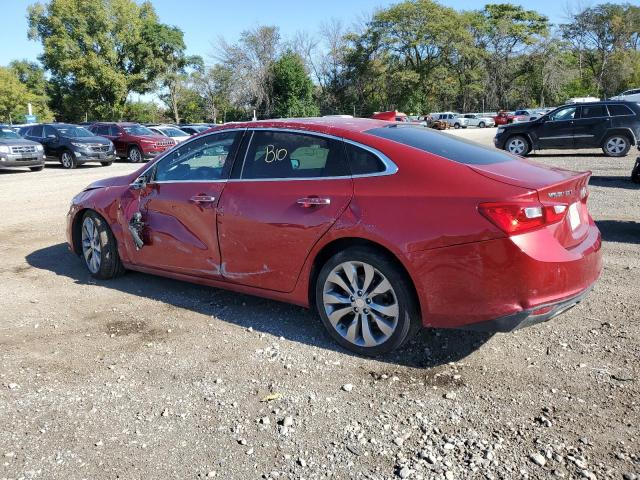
[430,112,469,129]
[462,114,495,128]
[0,125,45,171]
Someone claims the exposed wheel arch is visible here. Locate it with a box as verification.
[308,237,420,319]
[71,208,90,255]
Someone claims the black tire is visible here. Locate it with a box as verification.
[100,161,113,167]
[602,134,631,157]
[453,123,461,129]
[631,161,640,184]
[128,146,143,163]
[314,247,420,356]
[79,210,125,279]
[478,121,485,128]
[504,135,531,156]
[29,166,44,172]
[60,150,77,169]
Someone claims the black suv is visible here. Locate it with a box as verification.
[19,123,116,169]
[494,101,640,157]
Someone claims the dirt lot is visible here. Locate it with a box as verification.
[1,130,639,480]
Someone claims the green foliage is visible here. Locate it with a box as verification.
[0,66,53,123]
[28,0,189,121]
[122,100,164,123]
[271,51,319,118]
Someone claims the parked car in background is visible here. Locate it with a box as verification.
[0,124,45,171]
[494,101,640,157]
[632,147,640,183]
[566,97,600,103]
[611,88,640,103]
[493,110,515,125]
[89,122,175,163]
[462,113,495,128]
[180,124,211,135]
[20,123,115,169]
[371,111,410,122]
[66,118,601,355]
[430,112,469,129]
[148,124,191,143]
[512,110,536,123]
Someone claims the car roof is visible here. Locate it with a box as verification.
[212,117,395,137]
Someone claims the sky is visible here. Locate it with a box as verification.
[1,0,576,67]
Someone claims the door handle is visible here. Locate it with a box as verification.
[296,197,331,208]
[190,194,216,203]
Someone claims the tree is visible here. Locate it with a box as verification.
[215,25,281,117]
[122,100,164,123]
[159,53,204,124]
[28,0,189,120]
[192,65,235,123]
[7,60,54,121]
[0,66,53,123]
[271,51,319,118]
[562,3,640,96]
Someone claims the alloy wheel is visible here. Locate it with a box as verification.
[605,137,627,155]
[507,138,526,155]
[322,261,399,348]
[81,217,101,274]
[129,148,142,163]
[61,152,73,168]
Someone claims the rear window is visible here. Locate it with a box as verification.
[365,125,512,165]
[580,105,607,118]
[344,143,386,175]
[607,104,634,116]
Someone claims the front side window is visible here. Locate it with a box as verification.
[607,104,634,116]
[30,125,43,137]
[154,131,241,182]
[580,105,607,118]
[549,107,576,121]
[43,125,58,138]
[241,131,348,180]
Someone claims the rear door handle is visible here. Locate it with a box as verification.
[190,194,216,203]
[296,197,331,208]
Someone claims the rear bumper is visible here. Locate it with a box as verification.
[460,286,593,332]
[407,220,602,330]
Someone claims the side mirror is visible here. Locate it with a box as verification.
[130,174,149,190]
[47,134,57,140]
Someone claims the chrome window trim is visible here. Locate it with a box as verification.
[234,127,398,182]
[133,128,247,184]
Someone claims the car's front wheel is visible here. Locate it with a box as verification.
[315,247,420,356]
[80,211,125,279]
[60,150,77,169]
[602,135,630,157]
[128,146,143,163]
[453,123,461,129]
[505,135,531,156]
[100,161,113,167]
[478,121,485,128]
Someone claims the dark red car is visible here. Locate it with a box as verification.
[493,110,515,126]
[89,122,175,163]
[67,118,602,355]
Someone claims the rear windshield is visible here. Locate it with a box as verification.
[365,125,513,164]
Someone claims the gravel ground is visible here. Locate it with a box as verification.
[1,130,639,480]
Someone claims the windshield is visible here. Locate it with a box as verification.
[54,125,94,137]
[0,128,20,139]
[123,125,155,136]
[160,127,188,137]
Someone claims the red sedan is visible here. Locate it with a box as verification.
[66,118,602,355]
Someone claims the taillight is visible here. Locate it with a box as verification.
[479,201,568,234]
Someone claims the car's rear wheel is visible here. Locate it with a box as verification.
[60,150,77,169]
[29,166,44,172]
[80,211,125,279]
[454,123,461,129]
[128,146,143,163]
[478,121,485,128]
[602,135,630,157]
[505,135,531,156]
[315,247,420,356]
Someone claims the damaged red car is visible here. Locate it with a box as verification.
[67,118,602,355]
